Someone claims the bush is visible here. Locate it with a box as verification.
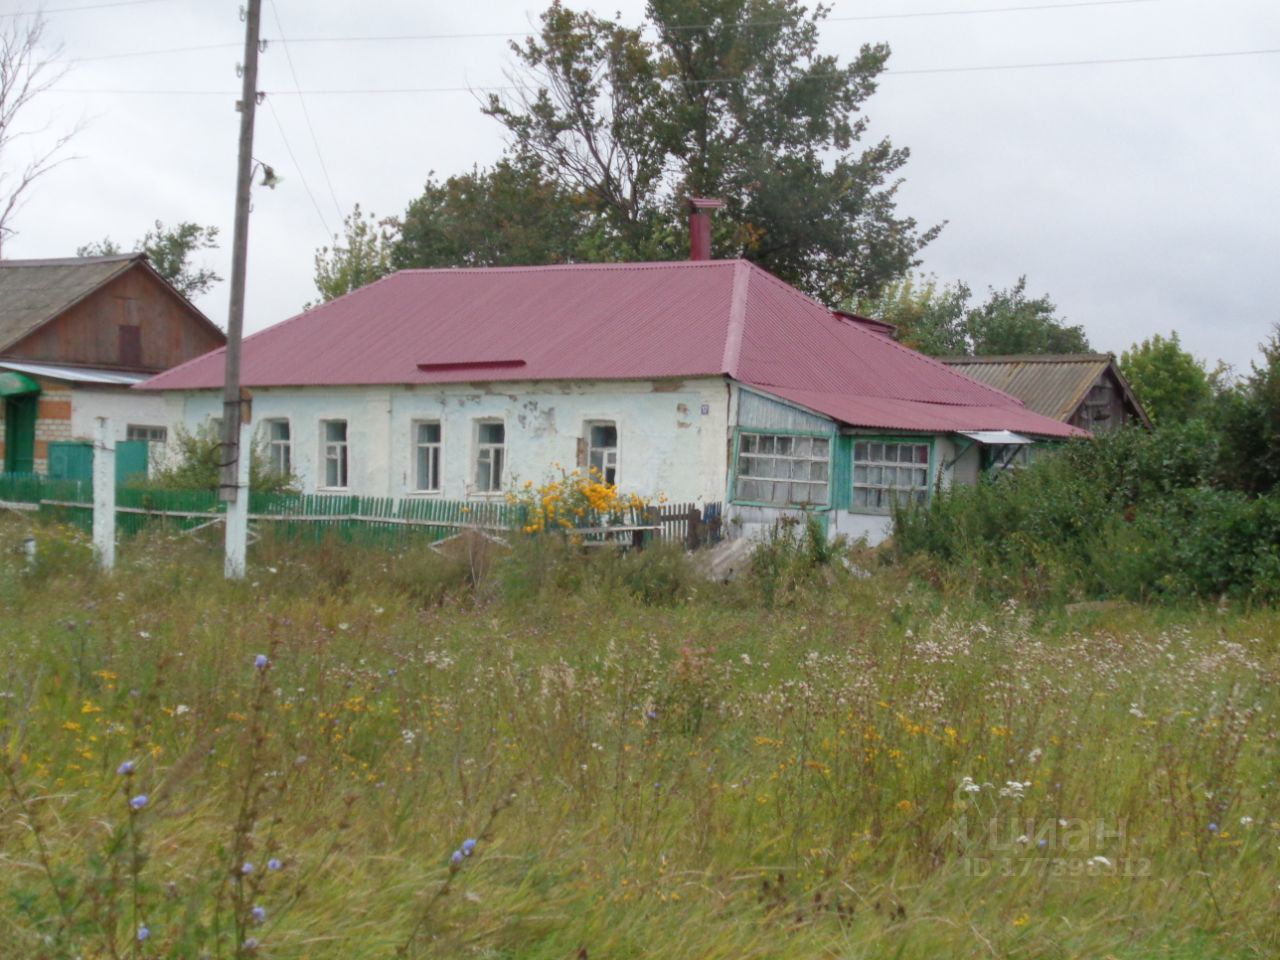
[139,422,297,494]
[893,424,1280,603]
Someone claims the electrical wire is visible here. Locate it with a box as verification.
[2,0,173,16]
[264,96,334,242]
[268,0,345,224]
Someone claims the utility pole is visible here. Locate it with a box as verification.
[220,0,263,505]
[220,0,263,580]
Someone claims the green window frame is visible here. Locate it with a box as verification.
[850,436,933,514]
[730,427,834,509]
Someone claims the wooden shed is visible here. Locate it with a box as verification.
[940,354,1150,434]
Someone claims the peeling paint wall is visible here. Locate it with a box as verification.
[170,378,731,503]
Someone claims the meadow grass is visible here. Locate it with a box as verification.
[0,515,1277,959]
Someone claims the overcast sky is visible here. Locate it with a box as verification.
[7,0,1279,372]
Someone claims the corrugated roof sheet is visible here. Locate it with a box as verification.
[0,359,151,385]
[0,255,142,351]
[939,355,1115,422]
[140,260,1084,439]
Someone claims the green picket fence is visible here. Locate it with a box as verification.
[2,472,721,549]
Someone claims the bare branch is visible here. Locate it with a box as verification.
[0,12,81,256]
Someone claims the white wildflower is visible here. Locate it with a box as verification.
[400,729,416,745]
[1240,816,1254,827]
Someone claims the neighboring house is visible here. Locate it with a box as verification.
[940,355,1150,435]
[0,255,226,475]
[138,238,1084,545]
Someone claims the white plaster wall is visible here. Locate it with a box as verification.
[173,378,731,503]
[70,387,172,443]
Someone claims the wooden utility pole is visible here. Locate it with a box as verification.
[219,0,263,503]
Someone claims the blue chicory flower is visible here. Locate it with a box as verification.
[242,937,259,950]
[241,861,254,875]
[254,654,270,670]
[130,794,148,810]
[137,924,150,942]
[117,759,136,776]
[267,858,282,871]
[450,850,464,865]
[251,905,266,923]
[1208,822,1219,833]
[461,838,477,856]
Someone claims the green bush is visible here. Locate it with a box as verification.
[893,424,1280,602]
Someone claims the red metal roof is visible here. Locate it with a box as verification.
[139,260,1083,439]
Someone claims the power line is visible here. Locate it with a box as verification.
[274,0,1161,45]
[268,0,344,224]
[47,45,1280,96]
[2,0,172,16]
[57,0,1160,60]
[264,97,334,242]
[69,42,240,63]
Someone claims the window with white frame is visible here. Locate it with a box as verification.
[321,419,348,489]
[473,420,505,493]
[853,440,929,512]
[413,420,442,493]
[264,419,291,475]
[586,421,618,484]
[735,433,830,506]
[126,424,167,444]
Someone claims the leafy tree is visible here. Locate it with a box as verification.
[1213,324,1280,495]
[310,204,396,304]
[1119,332,1211,425]
[964,276,1090,356]
[860,274,970,356]
[481,0,938,303]
[392,159,590,270]
[862,273,1085,357]
[78,221,221,299]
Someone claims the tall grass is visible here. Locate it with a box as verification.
[1,514,1277,958]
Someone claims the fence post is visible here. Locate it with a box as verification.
[224,421,251,580]
[93,417,116,571]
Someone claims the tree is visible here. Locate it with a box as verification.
[862,273,1086,357]
[964,277,1090,356]
[1213,324,1280,495]
[1119,332,1211,426]
[392,158,590,270]
[482,0,938,303]
[860,274,970,356]
[0,13,81,255]
[78,221,222,299]
[310,204,396,304]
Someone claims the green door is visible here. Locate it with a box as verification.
[47,439,149,484]
[3,395,38,474]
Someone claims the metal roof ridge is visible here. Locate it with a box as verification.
[394,259,742,276]
[940,354,1113,364]
[721,261,751,377]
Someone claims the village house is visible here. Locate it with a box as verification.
[0,254,226,477]
[941,354,1150,434]
[138,210,1084,544]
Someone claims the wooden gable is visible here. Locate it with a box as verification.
[2,260,225,373]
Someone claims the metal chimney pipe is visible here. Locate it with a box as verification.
[687,197,725,260]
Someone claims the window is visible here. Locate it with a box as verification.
[586,421,618,484]
[126,424,167,444]
[853,440,929,512]
[321,419,348,489]
[473,421,505,493]
[264,419,291,475]
[735,433,830,506]
[413,421,442,493]
[118,325,142,367]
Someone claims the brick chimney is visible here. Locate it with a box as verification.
[687,197,725,261]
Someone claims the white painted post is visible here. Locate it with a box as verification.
[224,421,251,580]
[93,417,116,571]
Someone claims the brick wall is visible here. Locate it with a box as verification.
[0,376,73,475]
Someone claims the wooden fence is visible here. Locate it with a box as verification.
[0,473,723,549]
